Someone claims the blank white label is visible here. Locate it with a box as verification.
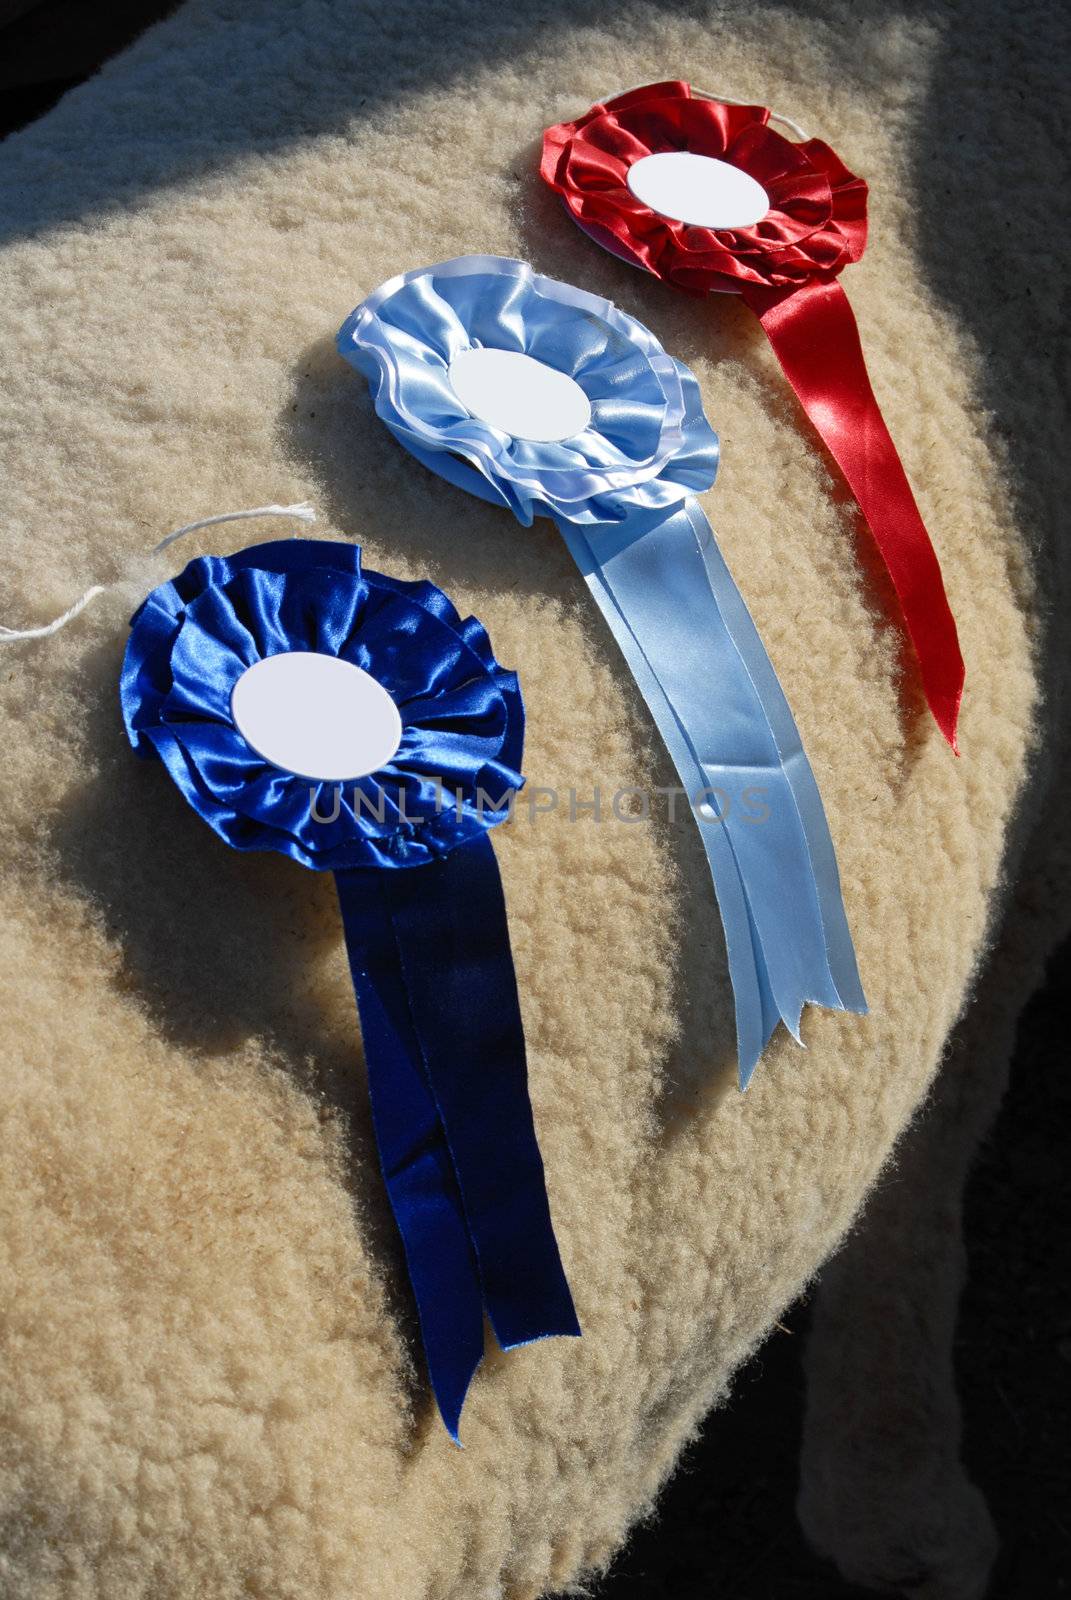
[448,346,592,443]
[230,651,403,782]
[627,150,770,229]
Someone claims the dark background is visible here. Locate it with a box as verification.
[1,5,1066,1596]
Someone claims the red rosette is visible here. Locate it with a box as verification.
[542,81,964,749]
[541,79,867,296]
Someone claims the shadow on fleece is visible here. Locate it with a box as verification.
[0,0,1066,1598]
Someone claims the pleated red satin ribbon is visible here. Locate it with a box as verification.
[743,279,963,749]
[541,83,965,749]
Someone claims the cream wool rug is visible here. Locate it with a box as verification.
[0,1,1067,1597]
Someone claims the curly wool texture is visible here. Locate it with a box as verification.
[0,2,1065,1597]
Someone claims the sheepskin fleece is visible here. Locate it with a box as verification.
[0,0,1066,1596]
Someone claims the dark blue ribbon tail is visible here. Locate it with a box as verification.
[335,866,483,1441]
[382,833,581,1352]
[335,834,579,1439]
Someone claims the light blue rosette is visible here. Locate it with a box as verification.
[338,256,865,1084]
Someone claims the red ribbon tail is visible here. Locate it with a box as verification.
[741,279,964,751]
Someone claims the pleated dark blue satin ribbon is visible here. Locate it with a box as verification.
[119,537,578,1438]
[336,835,579,1439]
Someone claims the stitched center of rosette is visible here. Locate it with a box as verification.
[230,651,403,782]
[626,150,770,228]
[448,347,592,443]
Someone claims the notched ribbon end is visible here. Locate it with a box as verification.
[445,1313,582,1442]
[737,1051,761,1092]
[488,1264,582,1351]
[440,1385,474,1449]
[499,1314,584,1353]
[944,706,962,758]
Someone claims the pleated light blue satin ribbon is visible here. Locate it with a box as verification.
[120,537,578,1438]
[338,255,866,1084]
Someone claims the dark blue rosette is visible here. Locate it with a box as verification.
[121,537,579,1438]
[121,537,523,870]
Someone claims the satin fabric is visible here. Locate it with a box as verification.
[339,256,866,1084]
[121,538,578,1437]
[541,80,866,296]
[338,837,580,1441]
[121,538,524,869]
[743,279,964,748]
[340,253,717,527]
[540,82,964,748]
[558,503,865,1080]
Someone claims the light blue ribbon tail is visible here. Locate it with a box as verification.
[683,501,868,1024]
[555,500,866,1087]
[337,253,866,1090]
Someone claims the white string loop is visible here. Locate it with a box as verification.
[152,501,316,555]
[0,585,108,642]
[0,502,317,644]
